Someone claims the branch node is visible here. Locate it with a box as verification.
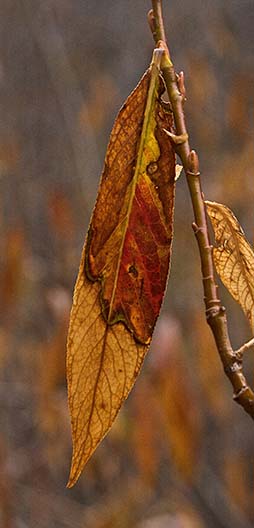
[187,150,200,174]
[206,305,221,320]
[224,361,242,375]
[176,71,186,101]
[202,274,214,282]
[147,9,156,38]
[192,223,205,236]
[233,385,250,402]
[187,170,201,178]
[235,350,243,362]
[235,337,254,359]
[163,129,188,145]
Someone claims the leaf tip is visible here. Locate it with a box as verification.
[66,459,83,489]
[66,478,75,489]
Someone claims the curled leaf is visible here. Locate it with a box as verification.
[66,50,176,487]
[206,200,254,331]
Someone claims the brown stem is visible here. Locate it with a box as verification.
[150,0,166,43]
[149,0,254,418]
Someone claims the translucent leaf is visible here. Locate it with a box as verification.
[66,51,176,486]
[206,200,254,332]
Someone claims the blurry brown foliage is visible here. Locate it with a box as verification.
[132,316,203,484]
[0,228,25,317]
[1,0,254,527]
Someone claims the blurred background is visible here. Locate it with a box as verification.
[0,0,254,526]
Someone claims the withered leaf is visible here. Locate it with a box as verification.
[206,200,254,331]
[67,50,176,487]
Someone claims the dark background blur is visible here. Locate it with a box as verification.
[1,1,254,527]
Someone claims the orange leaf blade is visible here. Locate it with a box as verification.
[67,248,147,487]
[206,200,254,331]
[67,50,176,486]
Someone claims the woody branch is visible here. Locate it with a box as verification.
[149,0,254,418]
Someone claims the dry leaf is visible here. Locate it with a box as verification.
[66,50,176,487]
[206,200,254,331]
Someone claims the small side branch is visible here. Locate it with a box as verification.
[149,0,254,419]
[235,338,254,360]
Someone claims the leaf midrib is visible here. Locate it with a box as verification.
[108,61,161,326]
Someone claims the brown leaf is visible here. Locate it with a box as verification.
[206,200,254,331]
[67,50,176,486]
[67,251,148,487]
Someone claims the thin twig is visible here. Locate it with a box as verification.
[149,1,166,43]
[235,337,254,360]
[149,0,254,418]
